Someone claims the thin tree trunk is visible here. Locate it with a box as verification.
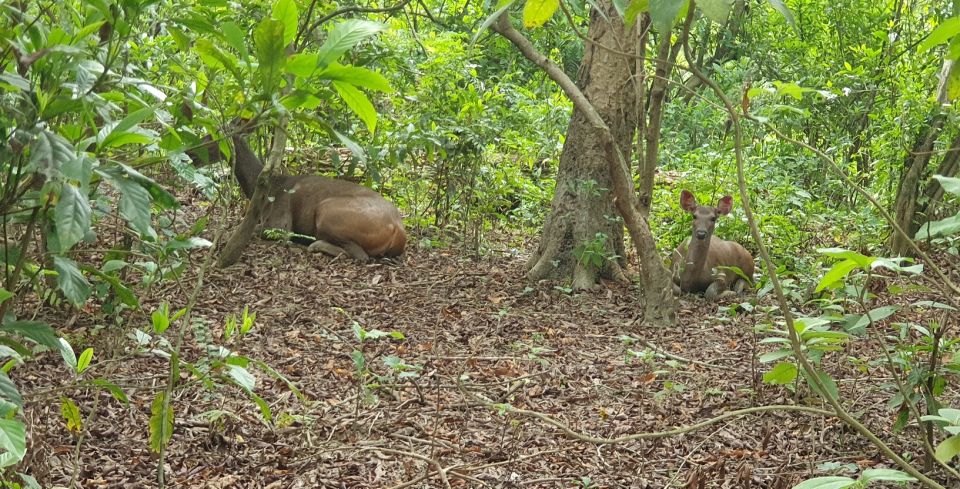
[888,112,944,256]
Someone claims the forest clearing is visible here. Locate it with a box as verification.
[3,0,960,488]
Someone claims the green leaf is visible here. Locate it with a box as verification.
[915,214,960,239]
[317,20,384,66]
[0,289,12,306]
[152,304,170,334]
[791,477,855,489]
[946,61,960,101]
[624,0,649,28]
[333,81,377,133]
[60,397,82,432]
[85,267,139,307]
[220,22,249,60]
[472,0,517,45]
[30,130,75,179]
[763,362,798,385]
[286,53,320,77]
[935,434,960,463]
[765,0,798,34]
[934,175,960,197]
[317,64,392,92]
[0,320,61,351]
[226,364,256,391]
[77,348,93,374]
[0,373,23,411]
[817,248,874,267]
[758,349,793,363]
[97,108,155,149]
[249,391,272,422]
[815,259,859,292]
[53,256,92,306]
[919,17,960,53]
[0,419,27,468]
[92,378,129,406]
[104,173,155,239]
[194,39,241,81]
[523,0,559,28]
[99,163,178,210]
[149,392,174,453]
[801,368,839,401]
[697,0,732,23]
[254,18,287,95]
[272,0,299,47]
[648,0,686,33]
[54,184,91,253]
[60,338,77,370]
[859,468,916,483]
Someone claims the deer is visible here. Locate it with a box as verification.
[190,134,406,261]
[672,190,754,300]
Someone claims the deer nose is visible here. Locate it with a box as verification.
[695,230,708,239]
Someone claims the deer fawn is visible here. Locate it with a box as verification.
[672,190,754,300]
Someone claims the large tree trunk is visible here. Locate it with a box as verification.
[525,1,636,290]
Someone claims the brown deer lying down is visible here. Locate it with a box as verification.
[190,135,406,261]
[672,190,754,300]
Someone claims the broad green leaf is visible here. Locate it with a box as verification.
[915,214,960,239]
[0,419,27,468]
[100,163,178,209]
[935,434,960,463]
[913,300,958,311]
[317,20,384,66]
[53,256,92,306]
[92,378,129,405]
[333,81,377,133]
[697,0,733,23]
[152,304,170,334]
[815,259,859,292]
[947,61,960,101]
[934,175,960,197]
[472,0,517,45]
[317,64,392,92]
[97,107,155,149]
[648,0,686,33]
[104,174,155,239]
[765,0,797,34]
[60,397,82,432]
[918,17,960,53]
[763,362,798,385]
[286,53,320,77]
[85,267,139,307]
[624,0,649,28]
[859,468,916,483]
[0,373,22,411]
[30,130,75,178]
[816,248,874,267]
[77,348,93,374]
[332,128,368,165]
[149,392,174,453]
[0,289,12,306]
[54,184,91,252]
[792,477,855,489]
[272,0,299,47]
[523,0,560,28]
[59,338,77,370]
[758,349,793,363]
[220,22,249,60]
[249,391,272,422]
[254,18,287,95]
[194,39,241,81]
[226,364,256,391]
[801,368,839,401]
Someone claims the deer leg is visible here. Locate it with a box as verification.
[705,278,736,301]
[308,239,349,258]
[341,242,370,262]
[731,278,748,295]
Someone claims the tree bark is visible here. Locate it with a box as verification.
[218,121,289,268]
[523,0,635,290]
[888,112,944,256]
[492,9,676,325]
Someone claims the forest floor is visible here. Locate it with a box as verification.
[15,202,958,488]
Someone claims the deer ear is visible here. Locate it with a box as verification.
[680,190,698,212]
[716,196,733,215]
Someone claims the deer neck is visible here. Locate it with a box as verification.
[231,136,264,199]
[681,236,712,285]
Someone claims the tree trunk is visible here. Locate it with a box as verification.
[525,1,635,290]
[888,112,944,256]
[491,8,677,326]
[219,122,289,268]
